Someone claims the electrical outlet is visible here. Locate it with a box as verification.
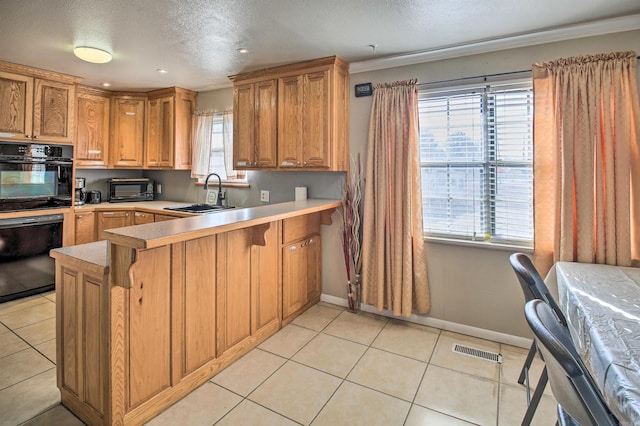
[157,183,162,194]
[260,190,270,202]
[206,190,217,204]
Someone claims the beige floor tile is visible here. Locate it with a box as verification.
[312,381,411,426]
[323,311,388,345]
[372,320,440,362]
[0,294,49,316]
[21,404,84,426]
[0,348,54,390]
[414,365,498,426]
[0,301,55,330]
[0,368,60,426]
[43,291,57,303]
[35,338,57,364]
[292,333,367,378]
[249,361,341,425]
[405,404,478,425]
[317,301,346,311]
[0,322,8,334]
[498,383,558,426]
[212,348,286,396]
[258,324,318,358]
[500,344,552,396]
[292,304,342,331]
[347,347,426,401]
[147,382,242,425]
[429,331,500,381]
[217,399,298,426]
[14,317,56,346]
[0,330,29,359]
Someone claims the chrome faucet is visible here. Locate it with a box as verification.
[204,173,224,206]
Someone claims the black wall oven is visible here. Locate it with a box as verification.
[0,142,72,302]
[0,142,73,212]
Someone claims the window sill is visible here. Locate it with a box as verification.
[195,181,250,189]
[424,235,534,253]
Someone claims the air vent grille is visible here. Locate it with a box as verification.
[452,344,502,363]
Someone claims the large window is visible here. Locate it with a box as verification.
[418,81,533,247]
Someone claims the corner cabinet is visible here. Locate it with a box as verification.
[145,87,197,169]
[110,94,145,168]
[76,86,111,168]
[0,61,80,144]
[230,56,349,171]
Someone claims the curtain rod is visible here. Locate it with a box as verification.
[419,55,640,88]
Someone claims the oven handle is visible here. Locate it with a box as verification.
[0,159,72,165]
[0,214,64,229]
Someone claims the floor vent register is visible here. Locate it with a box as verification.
[451,344,503,364]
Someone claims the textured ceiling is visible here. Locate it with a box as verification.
[0,0,639,91]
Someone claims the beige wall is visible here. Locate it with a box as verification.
[320,30,640,340]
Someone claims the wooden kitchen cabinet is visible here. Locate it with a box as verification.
[97,210,132,239]
[76,86,110,168]
[230,56,349,171]
[74,211,96,245]
[154,214,179,221]
[233,79,277,169]
[281,213,322,322]
[133,211,154,224]
[145,87,197,169]
[0,62,80,144]
[110,94,145,168]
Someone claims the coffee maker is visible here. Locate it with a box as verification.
[74,177,87,206]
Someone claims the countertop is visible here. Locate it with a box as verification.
[73,200,200,216]
[101,199,341,249]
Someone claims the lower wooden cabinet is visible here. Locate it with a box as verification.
[74,212,96,245]
[133,211,154,224]
[97,210,132,239]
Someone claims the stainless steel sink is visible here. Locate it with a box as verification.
[164,204,235,214]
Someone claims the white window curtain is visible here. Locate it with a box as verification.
[191,108,237,180]
[222,109,236,179]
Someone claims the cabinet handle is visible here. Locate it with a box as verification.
[103,212,115,215]
[32,135,38,139]
[25,134,31,138]
[303,161,307,166]
[125,112,136,116]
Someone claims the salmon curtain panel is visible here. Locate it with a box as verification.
[532,51,640,272]
[361,80,430,316]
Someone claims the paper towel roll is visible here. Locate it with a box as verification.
[295,186,307,201]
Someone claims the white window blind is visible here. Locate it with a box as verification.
[418,82,533,247]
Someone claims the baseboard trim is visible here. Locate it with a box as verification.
[320,294,532,349]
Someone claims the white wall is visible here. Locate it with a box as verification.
[322,30,640,340]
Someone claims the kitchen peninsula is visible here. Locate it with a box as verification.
[50,199,340,426]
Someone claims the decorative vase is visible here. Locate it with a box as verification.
[347,274,361,313]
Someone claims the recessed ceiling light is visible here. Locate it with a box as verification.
[101,82,111,87]
[237,48,249,54]
[156,68,169,74]
[73,46,112,64]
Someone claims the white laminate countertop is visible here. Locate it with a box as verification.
[103,199,341,249]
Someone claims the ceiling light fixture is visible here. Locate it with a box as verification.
[73,46,112,64]
[237,48,249,54]
[156,68,169,74]
[101,82,111,87]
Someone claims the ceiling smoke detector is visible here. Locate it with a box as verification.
[73,46,112,64]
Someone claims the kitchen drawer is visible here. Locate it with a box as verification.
[282,213,320,244]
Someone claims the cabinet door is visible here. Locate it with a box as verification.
[134,211,154,224]
[76,91,110,168]
[277,75,303,168]
[154,214,179,222]
[305,235,321,302]
[145,96,174,168]
[233,83,255,168]
[251,222,280,334]
[0,71,33,140]
[254,79,277,168]
[302,71,329,168]
[74,212,96,245]
[282,240,308,319]
[216,228,252,357]
[173,90,196,170]
[97,211,132,239]
[111,97,145,168]
[32,78,75,143]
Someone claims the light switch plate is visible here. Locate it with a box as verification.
[260,190,269,202]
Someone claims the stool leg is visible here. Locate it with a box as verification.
[521,367,548,426]
[518,341,537,385]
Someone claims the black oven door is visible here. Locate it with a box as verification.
[0,214,63,302]
[0,159,73,212]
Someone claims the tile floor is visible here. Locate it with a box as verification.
[0,295,558,425]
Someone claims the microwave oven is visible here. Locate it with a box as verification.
[108,178,154,203]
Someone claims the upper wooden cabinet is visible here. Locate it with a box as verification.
[76,86,111,168]
[0,61,80,144]
[145,87,197,169]
[110,94,145,168]
[233,79,277,169]
[230,56,349,171]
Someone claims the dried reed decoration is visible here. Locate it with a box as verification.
[340,154,363,312]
